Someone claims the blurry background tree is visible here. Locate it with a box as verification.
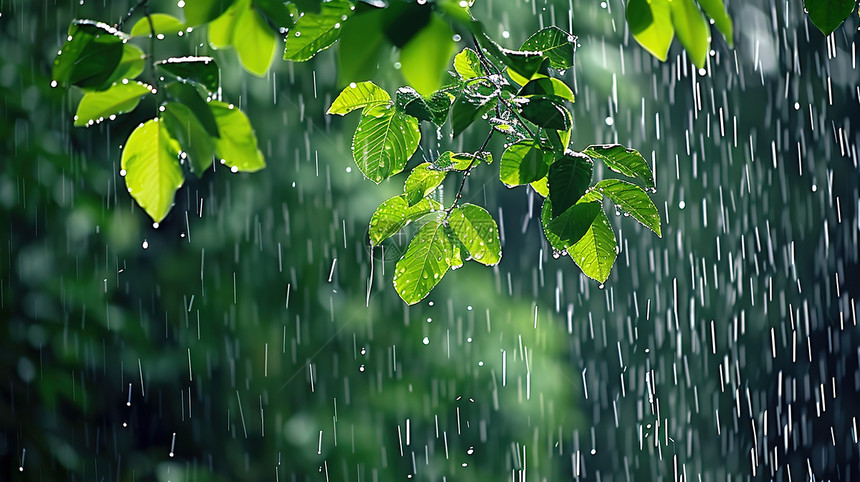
[2,0,859,481]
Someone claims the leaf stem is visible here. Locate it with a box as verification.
[470,36,540,144]
[445,128,495,216]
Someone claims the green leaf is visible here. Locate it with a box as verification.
[255,0,295,28]
[233,5,278,76]
[547,151,593,218]
[352,104,421,183]
[569,209,617,283]
[161,102,216,176]
[626,0,674,62]
[804,0,856,35]
[531,177,549,197]
[697,0,733,46]
[454,48,485,80]
[669,0,710,68]
[184,0,234,26]
[448,204,501,266]
[393,218,453,305]
[336,7,385,84]
[403,163,446,206]
[394,86,444,125]
[518,77,574,103]
[519,96,571,131]
[157,57,220,94]
[593,179,662,237]
[130,13,186,37]
[582,144,654,188]
[541,198,602,252]
[451,88,497,137]
[53,20,125,89]
[447,227,466,269]
[103,44,146,86]
[520,26,575,71]
[74,80,153,127]
[292,0,323,14]
[381,1,431,47]
[208,0,244,48]
[544,119,572,155]
[499,140,551,187]
[121,118,184,223]
[368,195,442,246]
[435,0,474,23]
[209,101,266,172]
[328,81,390,115]
[433,151,487,171]
[283,0,353,61]
[472,21,545,81]
[164,82,219,137]
[400,14,457,97]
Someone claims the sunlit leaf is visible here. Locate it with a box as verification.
[531,177,549,197]
[400,14,456,96]
[233,5,277,76]
[499,140,551,187]
[448,204,501,266]
[626,0,674,62]
[435,0,473,23]
[328,81,390,115]
[369,195,442,246]
[669,0,710,68]
[74,80,153,127]
[103,44,146,86]
[352,104,420,183]
[161,102,216,176]
[208,0,244,48]
[130,13,186,37]
[209,101,266,172]
[121,118,184,223]
[283,0,353,61]
[804,0,856,35]
[393,218,453,305]
[518,77,574,103]
[433,151,487,171]
[547,151,593,217]
[520,26,574,71]
[593,179,662,237]
[569,209,616,283]
[454,48,485,80]
[53,20,125,89]
[403,163,446,206]
[582,144,654,188]
[184,0,233,26]
[336,7,385,84]
[541,198,601,252]
[156,57,220,93]
[697,0,733,47]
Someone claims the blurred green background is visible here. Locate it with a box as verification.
[2,0,858,480]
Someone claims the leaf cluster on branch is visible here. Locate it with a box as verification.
[327,24,662,303]
[53,0,855,302]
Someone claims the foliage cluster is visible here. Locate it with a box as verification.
[327,29,662,303]
[51,0,857,302]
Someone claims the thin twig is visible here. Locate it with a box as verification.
[445,128,495,216]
